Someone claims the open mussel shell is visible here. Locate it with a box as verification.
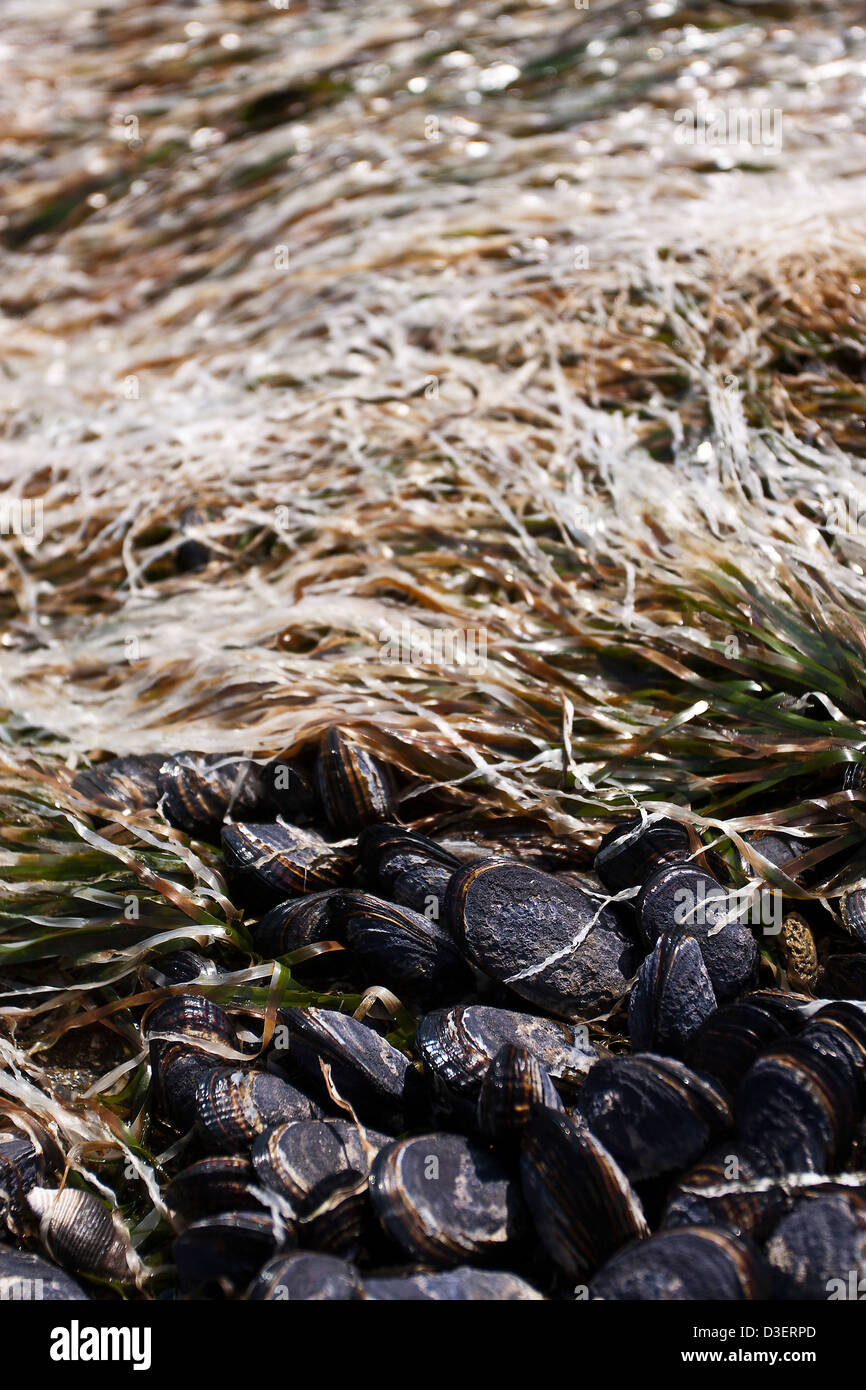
[520,1108,648,1282]
[246,1250,364,1301]
[271,1007,425,1134]
[594,814,691,894]
[173,1212,291,1294]
[416,1004,597,1123]
[27,1188,142,1282]
[637,864,757,1001]
[165,1156,268,1224]
[590,1227,769,1301]
[222,822,353,911]
[0,1244,89,1301]
[577,1054,731,1183]
[476,1046,562,1144]
[158,753,271,840]
[251,1119,387,1217]
[315,727,395,836]
[736,1040,858,1173]
[331,891,473,1010]
[628,932,716,1056]
[369,1132,526,1267]
[446,860,635,1019]
[364,1266,544,1300]
[194,1068,324,1153]
[766,1189,866,1299]
[662,1142,789,1240]
[684,999,787,1093]
[72,754,164,813]
[251,891,341,961]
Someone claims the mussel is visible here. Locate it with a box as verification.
[661,1143,788,1240]
[246,1250,364,1301]
[628,931,716,1055]
[270,1007,425,1133]
[165,1156,269,1223]
[594,814,691,893]
[577,1053,731,1182]
[476,1045,563,1144]
[173,1212,290,1294]
[250,891,341,961]
[158,754,270,840]
[446,860,635,1019]
[637,863,758,1001]
[416,1004,597,1122]
[146,994,241,1130]
[766,1189,866,1299]
[251,1119,386,1219]
[330,891,473,1010]
[72,754,164,813]
[685,999,788,1093]
[0,1244,89,1301]
[736,1040,859,1173]
[364,1266,544,1300]
[359,824,459,919]
[222,822,353,911]
[590,1226,769,1300]
[194,1068,324,1153]
[315,727,395,836]
[520,1108,648,1282]
[369,1132,525,1266]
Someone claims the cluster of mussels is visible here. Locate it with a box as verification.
[3,733,866,1302]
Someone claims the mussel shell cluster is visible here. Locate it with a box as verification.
[14,750,866,1301]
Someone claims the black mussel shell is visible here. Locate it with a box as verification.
[142,950,223,987]
[271,1007,425,1133]
[146,995,241,1130]
[628,932,716,1056]
[823,953,866,999]
[594,815,691,893]
[158,753,271,840]
[173,1212,290,1294]
[446,860,635,1019]
[0,1245,89,1301]
[839,885,866,946]
[359,825,458,918]
[363,1266,544,1300]
[246,1251,364,1301]
[736,1040,858,1173]
[72,754,164,813]
[27,1187,141,1282]
[590,1227,769,1301]
[165,1156,268,1223]
[577,1054,731,1183]
[194,1068,324,1153]
[369,1132,526,1266]
[477,1045,563,1144]
[685,1000,787,1093]
[250,891,341,960]
[331,891,473,1010]
[766,1189,866,1300]
[251,1119,387,1217]
[637,864,757,1001]
[740,988,812,1025]
[741,829,804,873]
[262,758,317,823]
[520,1108,648,1282]
[800,1001,866,1090]
[662,1142,788,1240]
[0,1136,39,1230]
[221,822,353,911]
[416,1004,597,1120]
[315,727,395,836]
[359,824,459,881]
